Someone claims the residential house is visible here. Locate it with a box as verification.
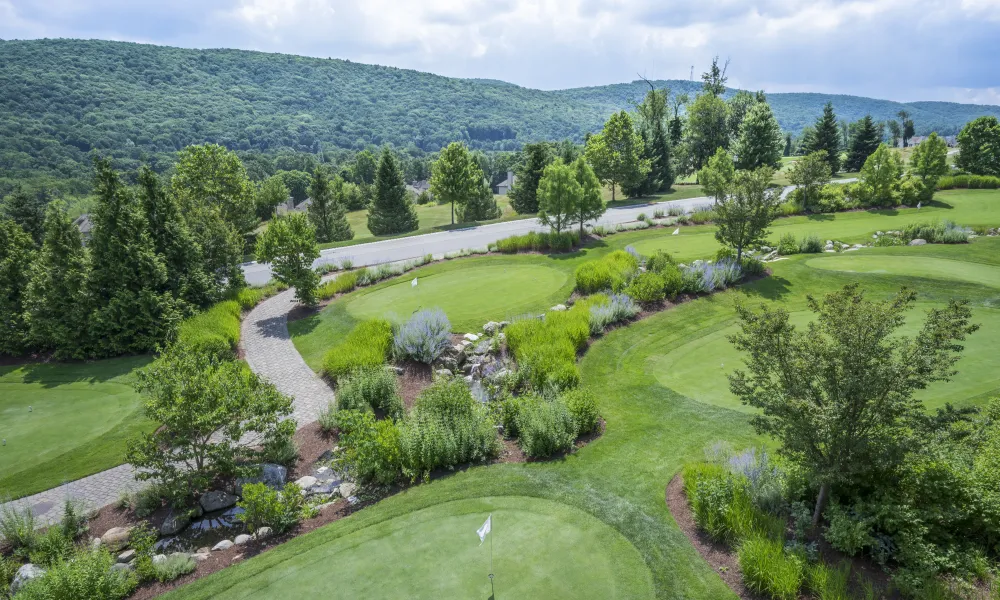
[495,171,516,195]
[73,214,93,244]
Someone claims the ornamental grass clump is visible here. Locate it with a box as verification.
[495,231,579,253]
[316,271,358,299]
[574,250,640,294]
[337,366,404,419]
[506,302,591,391]
[738,535,805,600]
[515,396,577,458]
[175,300,241,360]
[393,308,452,364]
[561,388,600,435]
[588,293,639,334]
[322,318,393,381]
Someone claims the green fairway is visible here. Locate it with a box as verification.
[0,356,152,500]
[180,497,654,600]
[805,255,1000,288]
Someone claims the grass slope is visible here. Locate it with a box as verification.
[0,356,152,500]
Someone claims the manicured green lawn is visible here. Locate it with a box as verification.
[0,356,152,500]
[176,190,1000,600]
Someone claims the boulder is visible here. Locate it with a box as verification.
[307,480,339,496]
[111,562,134,574]
[101,526,133,551]
[89,537,102,551]
[391,365,405,375]
[255,527,273,540]
[473,340,492,355]
[212,540,234,552]
[117,549,136,564]
[196,547,211,555]
[235,463,287,495]
[160,510,191,536]
[483,321,500,335]
[435,369,453,378]
[463,333,480,342]
[338,482,357,499]
[550,304,567,312]
[10,564,45,595]
[169,552,190,562]
[909,238,927,246]
[191,552,211,563]
[438,356,459,371]
[152,554,168,567]
[199,490,238,513]
[234,534,253,546]
[294,476,318,490]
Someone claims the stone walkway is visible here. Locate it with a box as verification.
[1,287,333,526]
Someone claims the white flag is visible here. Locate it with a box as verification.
[411,277,418,287]
[477,514,492,545]
[672,228,680,236]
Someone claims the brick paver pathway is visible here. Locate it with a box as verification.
[1,286,332,526]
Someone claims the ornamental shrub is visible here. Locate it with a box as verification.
[681,462,783,544]
[15,548,137,600]
[152,553,196,583]
[175,300,241,360]
[625,271,666,304]
[494,231,580,253]
[561,388,599,435]
[777,233,799,255]
[316,271,358,300]
[393,308,452,364]
[333,410,403,486]
[516,396,577,458]
[588,293,640,334]
[322,318,393,381]
[337,366,404,419]
[236,482,304,534]
[574,250,639,293]
[936,174,1000,190]
[645,250,675,274]
[799,234,823,253]
[738,535,805,600]
[506,303,591,391]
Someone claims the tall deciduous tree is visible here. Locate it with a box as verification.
[307,166,353,243]
[701,56,729,97]
[887,120,902,148]
[897,110,914,147]
[733,101,784,170]
[713,166,779,261]
[0,186,46,247]
[367,147,419,235]
[844,115,883,172]
[910,133,950,185]
[457,174,502,222]
[536,161,582,234]
[171,144,258,245]
[0,218,35,355]
[669,92,688,146]
[431,142,479,225]
[88,158,178,356]
[698,147,736,203]
[509,142,552,215]
[805,102,842,173]
[585,111,650,202]
[728,284,978,525]
[726,90,757,142]
[956,116,1000,176]
[256,175,289,220]
[788,151,832,211]
[570,157,605,236]
[686,93,730,170]
[351,149,378,185]
[858,144,904,207]
[256,212,320,306]
[24,200,90,358]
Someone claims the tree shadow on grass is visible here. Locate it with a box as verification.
[739,275,793,301]
[806,213,835,221]
[7,355,153,388]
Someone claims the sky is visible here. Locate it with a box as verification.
[2,0,999,105]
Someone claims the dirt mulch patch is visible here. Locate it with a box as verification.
[288,421,337,481]
[398,361,433,409]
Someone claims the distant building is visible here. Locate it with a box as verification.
[904,135,958,148]
[73,214,93,244]
[276,196,312,215]
[407,180,431,196]
[495,171,516,195]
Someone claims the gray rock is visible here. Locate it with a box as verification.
[483,321,500,335]
[160,510,191,536]
[463,333,480,342]
[909,238,927,246]
[550,304,567,312]
[196,547,211,555]
[435,369,453,378]
[117,549,136,564]
[11,564,45,595]
[464,375,474,384]
[438,356,459,371]
[391,365,405,375]
[212,540,234,552]
[191,552,211,563]
[339,482,357,498]
[234,534,252,546]
[255,527,273,540]
[235,463,287,495]
[169,552,191,562]
[199,490,238,513]
[111,562,134,574]
[101,526,133,551]
[294,476,317,490]
[152,554,168,566]
[473,340,492,355]
[307,480,339,496]
[90,537,102,551]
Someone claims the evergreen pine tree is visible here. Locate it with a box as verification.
[805,102,842,173]
[0,186,46,247]
[308,166,353,243]
[629,88,674,196]
[508,142,551,214]
[0,218,35,356]
[733,101,784,170]
[138,166,212,310]
[457,172,502,222]
[24,200,91,358]
[88,158,179,356]
[367,148,418,236]
[844,115,883,172]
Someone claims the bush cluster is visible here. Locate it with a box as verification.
[393,308,452,364]
[494,231,580,253]
[175,300,241,360]
[322,318,393,381]
[506,302,591,391]
[680,259,743,294]
[561,388,600,435]
[333,409,403,486]
[738,536,805,600]
[14,548,137,600]
[900,220,970,244]
[936,174,1000,190]
[336,366,404,419]
[515,396,577,458]
[624,271,667,304]
[574,250,639,294]
[236,481,305,534]
[588,293,640,335]
[316,271,358,300]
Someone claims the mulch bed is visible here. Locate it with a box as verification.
[288,421,337,481]
[397,361,433,409]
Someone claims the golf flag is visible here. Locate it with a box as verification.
[411,277,418,287]
[672,228,680,235]
[477,514,492,546]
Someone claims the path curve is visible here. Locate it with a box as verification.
[1,288,333,526]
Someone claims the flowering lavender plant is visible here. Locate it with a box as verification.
[393,308,452,363]
[589,293,640,334]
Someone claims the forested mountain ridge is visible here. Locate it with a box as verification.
[3,38,1000,190]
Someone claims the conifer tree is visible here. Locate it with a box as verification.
[24,200,91,358]
[308,166,353,243]
[0,218,35,355]
[805,102,842,173]
[0,186,46,247]
[367,148,418,236]
[844,115,883,172]
[457,172,502,222]
[509,142,552,214]
[629,88,674,196]
[733,101,784,170]
[88,158,178,356]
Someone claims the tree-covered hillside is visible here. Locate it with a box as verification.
[3,38,999,190]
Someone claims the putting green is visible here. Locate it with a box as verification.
[197,496,654,600]
[345,263,569,329]
[806,255,1000,288]
[651,306,1000,413]
[0,357,151,499]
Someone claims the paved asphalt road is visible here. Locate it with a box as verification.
[242,181,855,285]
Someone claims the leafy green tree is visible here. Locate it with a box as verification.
[0,186,45,246]
[23,200,91,358]
[256,175,289,220]
[88,158,179,356]
[457,175,502,222]
[585,111,650,202]
[630,87,674,196]
[805,103,842,173]
[844,115,882,172]
[138,166,212,309]
[669,92,688,146]
[367,147,419,235]
[256,212,320,306]
[0,218,35,355]
[728,284,978,525]
[570,157,605,236]
[698,147,736,202]
[956,116,1000,176]
[910,132,949,185]
[277,170,311,203]
[352,149,378,185]
[788,151,832,210]
[686,93,730,170]
[887,120,902,148]
[171,144,258,243]
[733,101,784,170]
[126,349,295,500]
[430,142,480,225]
[536,161,582,234]
[726,90,757,142]
[713,166,779,261]
[858,144,904,206]
[307,166,353,243]
[897,110,914,147]
[509,142,552,214]
[701,56,729,97]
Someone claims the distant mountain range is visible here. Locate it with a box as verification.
[2,38,999,185]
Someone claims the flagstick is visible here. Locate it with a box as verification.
[489,514,495,599]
